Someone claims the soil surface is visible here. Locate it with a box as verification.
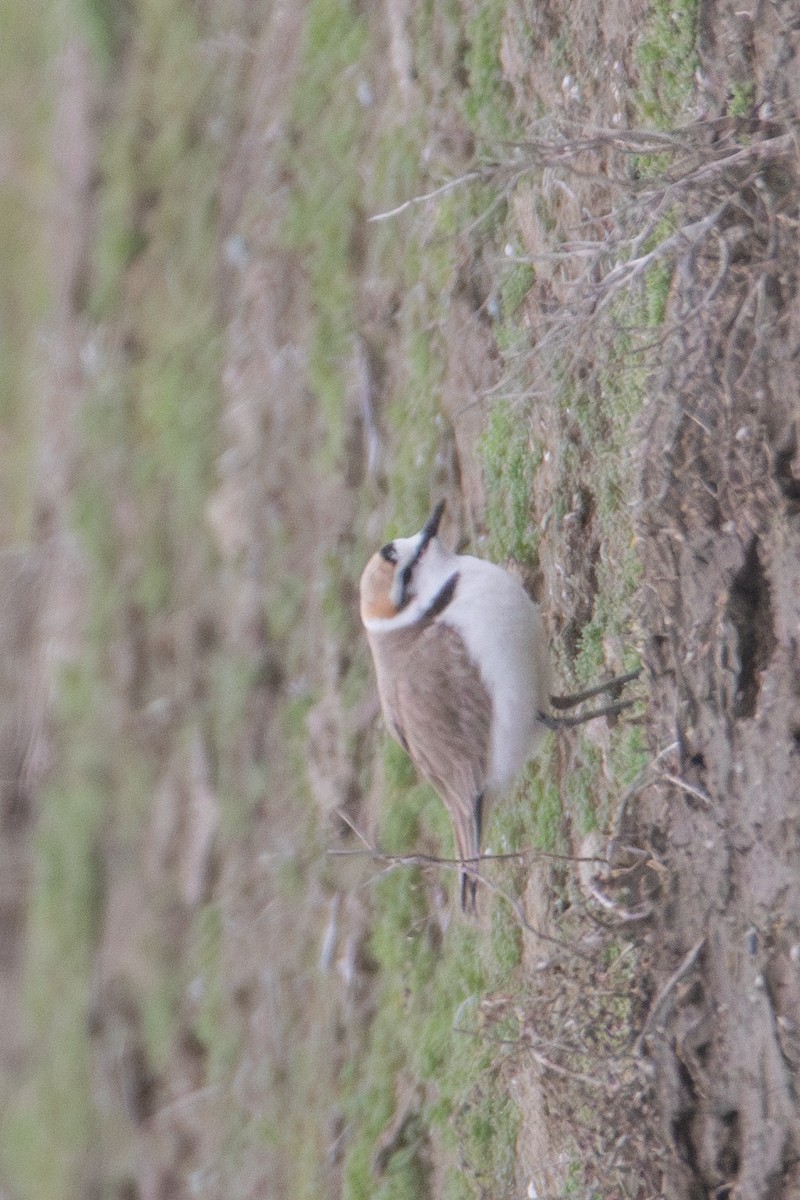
[635,145,800,1200]
[628,8,800,1195]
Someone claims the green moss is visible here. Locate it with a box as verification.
[481,399,540,564]
[729,79,755,118]
[614,723,650,789]
[490,900,524,972]
[564,743,603,836]
[4,669,108,1199]
[0,4,56,532]
[342,747,529,1200]
[463,0,519,143]
[380,328,446,534]
[455,1089,520,1195]
[635,0,699,127]
[500,258,535,319]
[191,902,243,1080]
[281,0,368,456]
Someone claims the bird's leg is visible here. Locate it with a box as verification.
[460,866,479,913]
[459,793,484,914]
[550,668,641,711]
[539,696,637,729]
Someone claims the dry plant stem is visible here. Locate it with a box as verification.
[606,744,679,858]
[368,170,483,221]
[333,810,594,958]
[725,274,771,392]
[546,127,794,192]
[369,128,795,401]
[370,129,794,226]
[660,770,714,808]
[153,1084,222,1122]
[634,937,706,1056]
[461,868,596,960]
[592,205,730,314]
[329,846,527,867]
[333,804,611,867]
[526,1046,615,1091]
[660,130,795,192]
[328,845,610,866]
[585,884,652,922]
[455,1023,615,1091]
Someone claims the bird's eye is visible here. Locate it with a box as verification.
[380,543,397,564]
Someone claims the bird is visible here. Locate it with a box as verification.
[359,500,638,911]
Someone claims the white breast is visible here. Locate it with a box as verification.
[362,538,552,790]
[439,554,552,790]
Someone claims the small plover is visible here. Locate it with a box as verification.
[359,501,638,910]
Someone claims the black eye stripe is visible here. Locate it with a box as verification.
[394,529,437,610]
[396,562,413,610]
[380,543,397,563]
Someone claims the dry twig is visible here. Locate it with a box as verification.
[634,937,706,1055]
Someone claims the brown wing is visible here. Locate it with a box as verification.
[373,621,492,875]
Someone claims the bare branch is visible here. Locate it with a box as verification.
[368,171,484,222]
[327,828,602,957]
[634,938,706,1055]
[328,843,609,867]
[659,771,714,809]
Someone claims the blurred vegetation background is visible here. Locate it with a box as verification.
[0,0,703,1195]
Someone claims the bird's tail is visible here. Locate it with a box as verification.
[454,792,483,914]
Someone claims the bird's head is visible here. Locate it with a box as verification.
[360,500,448,628]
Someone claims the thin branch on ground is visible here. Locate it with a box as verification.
[368,170,485,221]
[634,938,706,1055]
[659,770,714,809]
[583,883,652,922]
[593,204,730,309]
[330,810,604,957]
[370,127,794,230]
[330,837,611,870]
[454,1021,617,1090]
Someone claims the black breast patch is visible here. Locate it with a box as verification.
[423,572,459,621]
